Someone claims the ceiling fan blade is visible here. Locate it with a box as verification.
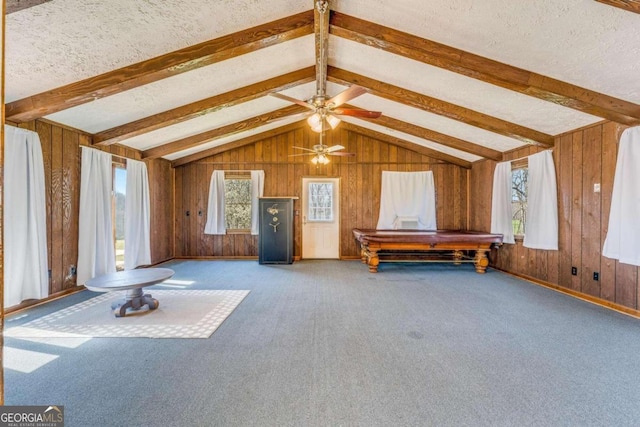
[332,108,382,118]
[326,144,346,152]
[292,145,317,153]
[326,85,367,108]
[328,152,356,157]
[288,153,316,157]
[270,92,315,110]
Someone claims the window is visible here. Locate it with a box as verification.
[511,166,528,236]
[224,173,252,232]
[308,182,334,221]
[113,163,126,270]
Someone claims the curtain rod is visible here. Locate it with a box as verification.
[504,148,554,164]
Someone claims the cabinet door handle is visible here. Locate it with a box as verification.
[303,215,307,225]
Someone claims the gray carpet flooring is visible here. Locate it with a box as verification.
[5,260,640,426]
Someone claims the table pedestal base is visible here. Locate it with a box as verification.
[110,288,159,318]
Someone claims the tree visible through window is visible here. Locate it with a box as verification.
[512,167,528,236]
[224,176,252,231]
[113,164,126,270]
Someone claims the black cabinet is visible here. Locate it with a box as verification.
[258,197,296,264]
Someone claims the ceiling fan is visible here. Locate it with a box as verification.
[270,0,382,136]
[289,132,355,164]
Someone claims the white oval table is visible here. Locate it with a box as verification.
[85,268,175,317]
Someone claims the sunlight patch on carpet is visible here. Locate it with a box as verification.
[4,290,250,339]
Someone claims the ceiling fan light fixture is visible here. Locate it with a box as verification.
[311,154,330,165]
[307,112,341,132]
[326,114,341,129]
[310,123,324,133]
[307,113,323,132]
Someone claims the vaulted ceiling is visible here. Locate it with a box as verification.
[5,0,640,168]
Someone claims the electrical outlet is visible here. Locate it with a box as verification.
[593,272,599,281]
[571,266,577,276]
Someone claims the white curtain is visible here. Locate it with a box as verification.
[524,150,558,250]
[125,159,151,269]
[77,147,116,286]
[603,126,640,266]
[490,161,515,244]
[250,170,265,235]
[204,170,227,235]
[376,171,437,230]
[3,125,49,308]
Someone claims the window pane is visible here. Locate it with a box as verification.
[114,166,126,270]
[308,182,333,221]
[225,179,252,230]
[512,168,528,235]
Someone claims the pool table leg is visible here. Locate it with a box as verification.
[474,249,490,273]
[367,249,380,273]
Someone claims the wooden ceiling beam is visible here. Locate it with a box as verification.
[330,12,640,125]
[171,121,307,167]
[594,0,640,14]
[142,105,308,160]
[340,122,472,168]
[5,10,314,123]
[5,0,51,15]
[172,120,472,168]
[6,0,52,14]
[343,106,503,161]
[93,67,315,146]
[315,1,330,96]
[329,67,554,147]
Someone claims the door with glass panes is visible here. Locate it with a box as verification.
[301,177,340,259]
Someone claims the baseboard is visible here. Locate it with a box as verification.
[173,256,259,260]
[149,257,175,266]
[494,267,640,320]
[5,286,86,316]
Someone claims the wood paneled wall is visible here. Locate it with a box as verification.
[6,117,637,313]
[470,121,639,310]
[174,125,468,258]
[9,120,173,301]
[146,158,174,264]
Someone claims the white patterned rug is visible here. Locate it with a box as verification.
[4,289,250,339]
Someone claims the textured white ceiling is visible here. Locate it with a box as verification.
[5,0,639,164]
[334,0,640,103]
[44,36,316,133]
[5,0,308,100]
[330,37,600,135]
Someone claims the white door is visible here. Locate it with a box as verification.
[302,177,340,259]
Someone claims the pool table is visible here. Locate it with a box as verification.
[352,229,504,273]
